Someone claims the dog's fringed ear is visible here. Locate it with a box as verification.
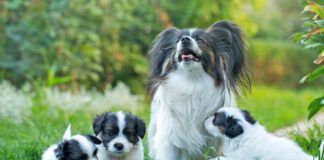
[93,113,109,136]
[135,117,146,139]
[206,20,250,93]
[86,135,102,145]
[147,27,179,96]
[63,124,71,140]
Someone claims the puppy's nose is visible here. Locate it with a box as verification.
[114,143,124,151]
[181,36,191,44]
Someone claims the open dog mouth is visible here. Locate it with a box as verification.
[178,49,201,62]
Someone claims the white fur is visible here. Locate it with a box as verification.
[97,141,143,160]
[63,124,71,140]
[42,144,59,160]
[97,111,144,160]
[148,43,237,160]
[205,107,318,160]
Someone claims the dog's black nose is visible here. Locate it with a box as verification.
[114,143,124,151]
[181,37,191,44]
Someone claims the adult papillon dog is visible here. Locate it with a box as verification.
[147,20,250,160]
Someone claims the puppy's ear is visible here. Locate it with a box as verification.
[93,113,108,135]
[135,117,146,139]
[225,119,244,138]
[206,20,250,93]
[63,124,71,140]
[241,110,256,125]
[86,135,102,145]
[55,141,67,159]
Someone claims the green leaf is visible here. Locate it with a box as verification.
[303,34,324,49]
[300,66,324,83]
[308,96,324,119]
[315,20,324,28]
[308,1,324,18]
[303,21,316,28]
[290,32,303,43]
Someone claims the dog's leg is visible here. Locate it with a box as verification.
[148,101,181,160]
[149,127,180,160]
[155,142,179,160]
[148,99,159,158]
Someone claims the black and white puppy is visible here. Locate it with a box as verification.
[147,20,250,159]
[42,124,101,160]
[205,107,320,160]
[93,111,145,160]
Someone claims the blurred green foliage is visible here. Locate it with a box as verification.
[0,0,321,93]
[0,0,161,91]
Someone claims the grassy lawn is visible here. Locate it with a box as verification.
[238,85,322,131]
[0,85,322,160]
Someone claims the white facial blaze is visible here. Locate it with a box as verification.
[107,112,134,156]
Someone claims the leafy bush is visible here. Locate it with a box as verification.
[250,39,321,87]
[0,0,264,93]
[292,1,324,119]
[0,0,159,91]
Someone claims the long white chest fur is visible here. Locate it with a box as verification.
[149,69,236,160]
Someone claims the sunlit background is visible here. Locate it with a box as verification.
[0,0,323,159]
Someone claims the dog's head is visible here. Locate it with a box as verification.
[53,125,101,160]
[92,111,146,157]
[204,107,256,139]
[148,20,250,96]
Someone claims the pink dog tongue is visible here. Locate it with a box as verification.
[181,54,194,59]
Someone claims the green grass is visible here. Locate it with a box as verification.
[0,85,322,160]
[291,123,324,159]
[238,85,322,131]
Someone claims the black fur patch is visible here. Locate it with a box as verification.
[55,140,88,160]
[147,28,179,96]
[86,135,102,145]
[124,113,146,144]
[212,112,244,138]
[241,110,256,125]
[93,112,119,149]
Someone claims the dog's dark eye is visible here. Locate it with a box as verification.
[107,131,115,137]
[124,130,135,136]
[103,129,116,137]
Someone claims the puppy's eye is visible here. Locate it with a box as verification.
[107,132,115,137]
[124,130,135,136]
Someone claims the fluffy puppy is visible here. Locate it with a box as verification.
[93,111,146,160]
[42,124,101,160]
[147,20,250,159]
[204,107,321,160]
